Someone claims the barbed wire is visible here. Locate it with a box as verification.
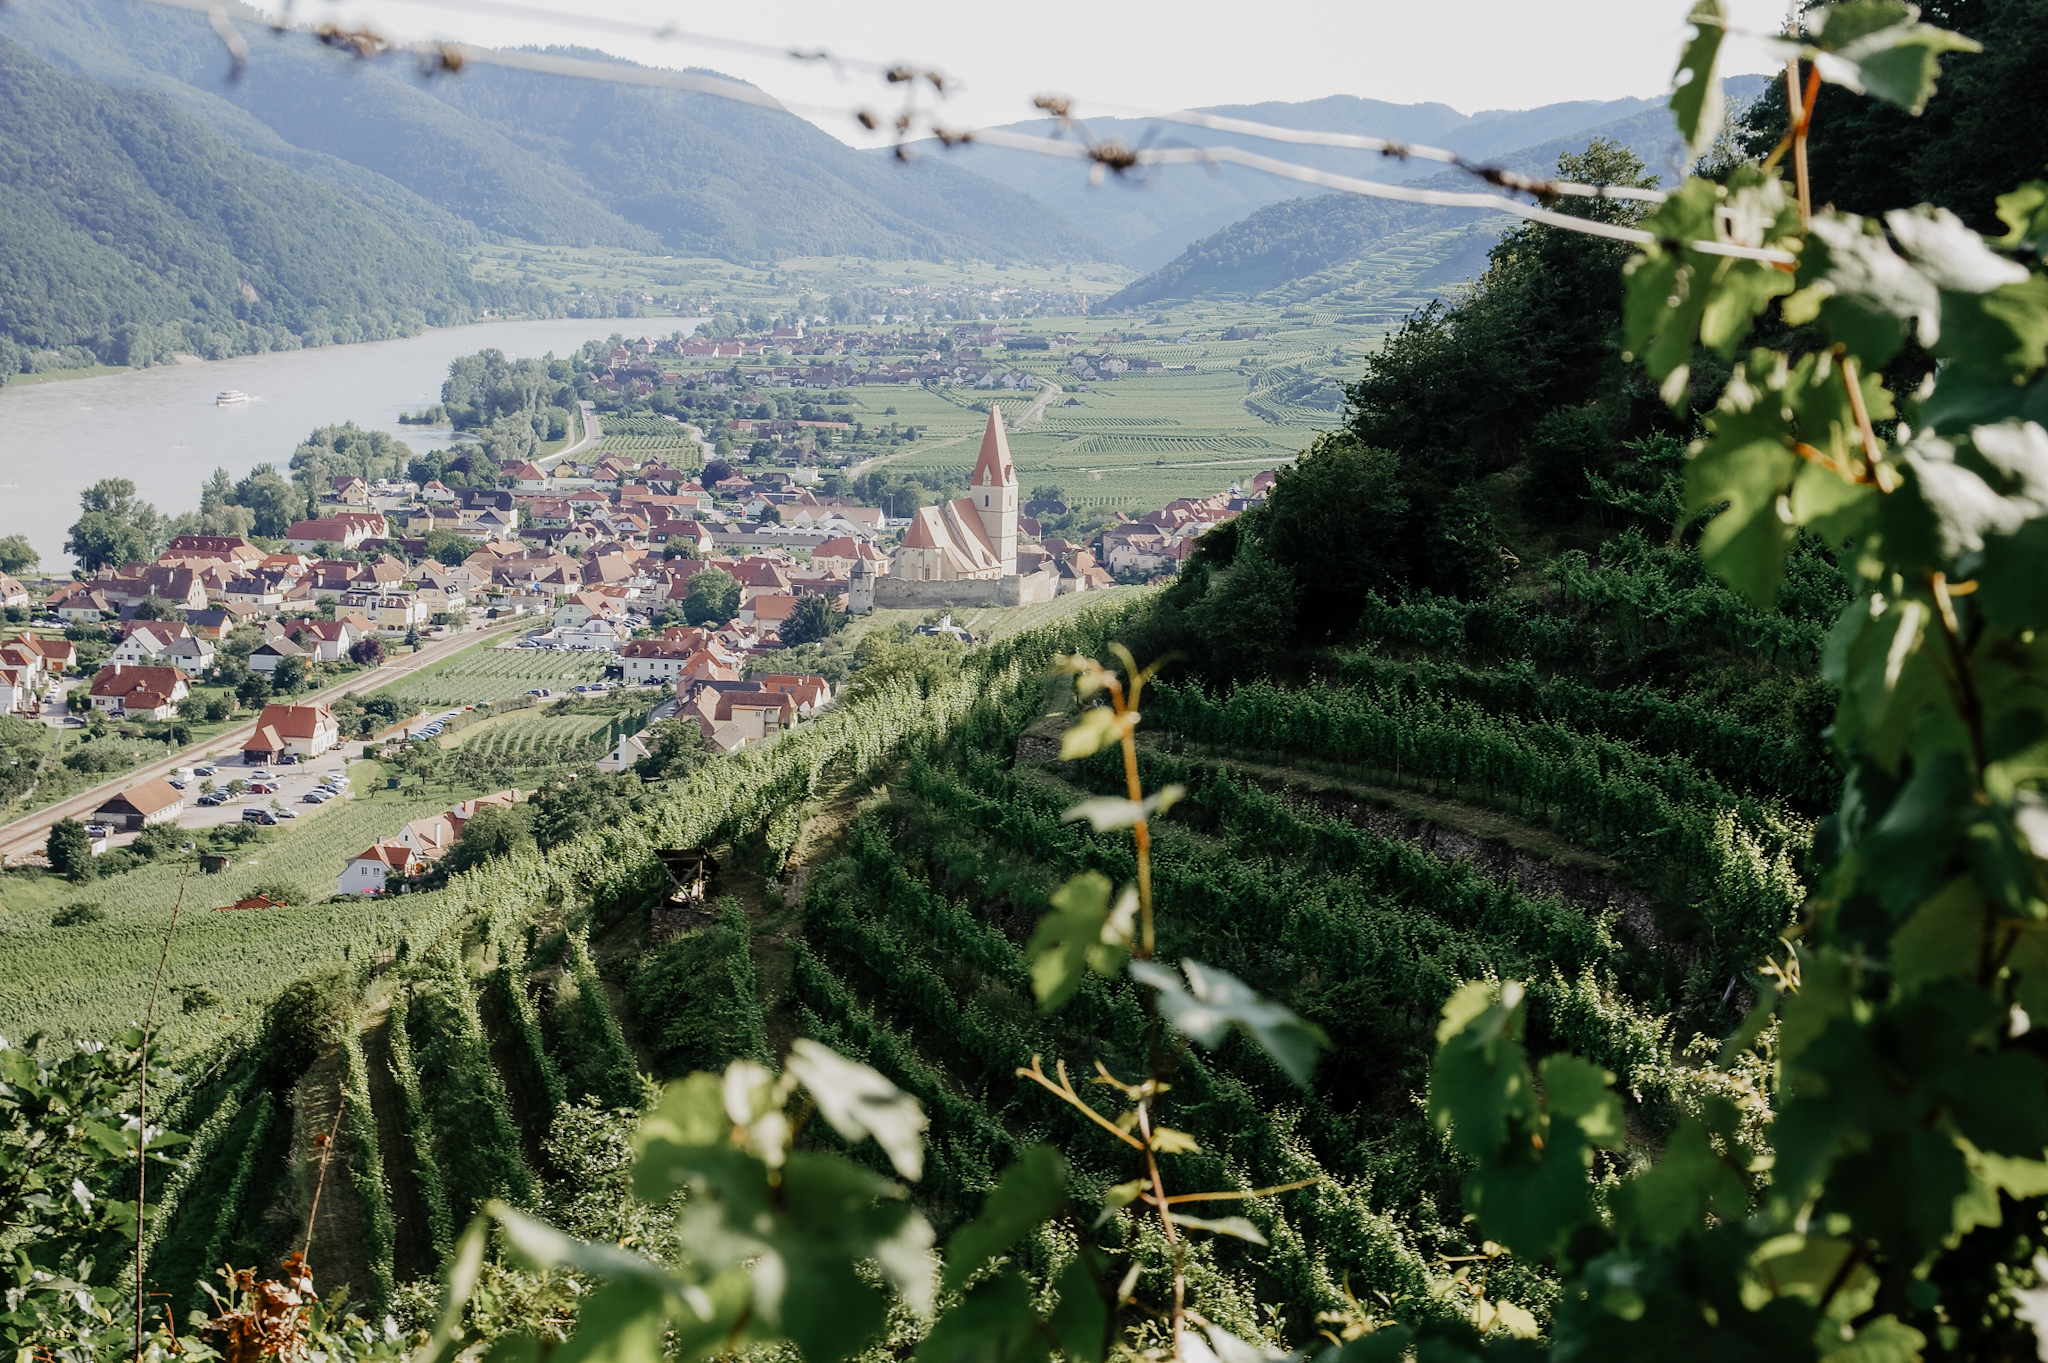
[136,0,1798,266]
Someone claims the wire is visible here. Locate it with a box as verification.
[136,0,1797,267]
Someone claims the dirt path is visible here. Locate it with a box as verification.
[293,1047,374,1305]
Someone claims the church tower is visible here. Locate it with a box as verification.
[971,405,1018,574]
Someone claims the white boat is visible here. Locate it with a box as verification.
[215,390,250,406]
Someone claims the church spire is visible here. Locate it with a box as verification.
[972,405,1014,488]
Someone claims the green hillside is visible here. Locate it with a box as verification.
[0,36,515,367]
[0,0,1116,266]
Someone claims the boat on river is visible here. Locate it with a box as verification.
[215,390,250,406]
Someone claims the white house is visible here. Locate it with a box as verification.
[595,733,649,774]
[338,842,422,895]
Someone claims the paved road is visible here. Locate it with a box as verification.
[1017,377,1062,425]
[537,401,602,468]
[0,616,524,862]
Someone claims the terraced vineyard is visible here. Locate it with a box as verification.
[0,792,458,1053]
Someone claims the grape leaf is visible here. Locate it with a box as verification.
[1026,872,1136,1010]
[914,1272,1046,1363]
[786,1039,928,1182]
[1062,784,1184,832]
[1804,0,1980,114]
[942,1145,1066,1292]
[1047,1257,1108,1363]
[1128,958,1329,1086]
[1670,0,1728,161]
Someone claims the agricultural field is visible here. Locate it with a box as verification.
[593,412,706,470]
[369,639,612,712]
[0,792,457,1053]
[439,708,622,767]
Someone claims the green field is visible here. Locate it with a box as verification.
[371,641,612,711]
[594,412,706,469]
[440,709,619,765]
[0,792,457,1053]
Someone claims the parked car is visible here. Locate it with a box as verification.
[167,779,186,790]
[197,793,226,807]
[241,808,276,825]
[193,765,216,777]
[61,716,86,728]
[301,793,325,804]
[248,782,279,795]
[274,808,298,819]
[248,770,273,781]
[84,825,107,841]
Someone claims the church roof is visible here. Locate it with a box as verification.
[972,406,1014,488]
[901,499,1003,576]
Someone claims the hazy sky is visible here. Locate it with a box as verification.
[297,0,1798,142]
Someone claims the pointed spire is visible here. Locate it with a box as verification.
[973,405,1014,488]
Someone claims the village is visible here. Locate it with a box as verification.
[0,397,1268,904]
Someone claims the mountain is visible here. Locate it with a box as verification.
[904,92,1679,270]
[0,36,499,368]
[1100,81,1769,311]
[0,0,1115,264]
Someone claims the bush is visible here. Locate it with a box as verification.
[625,900,766,1078]
[51,902,105,927]
[258,968,354,1087]
[179,985,223,1014]
[248,878,304,907]
[45,819,96,882]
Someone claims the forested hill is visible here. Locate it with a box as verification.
[1102,91,1761,309]
[0,0,1114,266]
[0,37,508,371]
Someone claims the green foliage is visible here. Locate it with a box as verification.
[258,967,354,1087]
[680,568,741,627]
[443,803,536,879]
[625,900,767,1078]
[0,533,38,574]
[65,478,159,571]
[49,901,104,927]
[45,819,96,882]
[779,593,842,647]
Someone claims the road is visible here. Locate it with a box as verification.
[1017,377,1063,425]
[0,616,525,862]
[537,401,602,468]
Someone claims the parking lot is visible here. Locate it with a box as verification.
[86,743,371,853]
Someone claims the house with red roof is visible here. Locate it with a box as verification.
[242,702,340,763]
[87,664,187,720]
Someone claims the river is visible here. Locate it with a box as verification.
[0,318,665,570]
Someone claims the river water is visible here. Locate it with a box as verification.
[0,318,655,570]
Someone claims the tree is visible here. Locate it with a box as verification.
[531,773,643,853]
[64,478,157,571]
[248,878,303,906]
[443,802,536,877]
[129,594,180,621]
[44,820,95,882]
[424,529,473,566]
[235,673,270,708]
[233,465,304,537]
[272,655,308,692]
[632,719,708,782]
[0,534,39,575]
[348,635,385,666]
[778,593,840,647]
[682,568,741,627]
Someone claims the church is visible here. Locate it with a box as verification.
[859,404,1060,610]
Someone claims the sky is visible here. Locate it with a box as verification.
[290,0,1799,143]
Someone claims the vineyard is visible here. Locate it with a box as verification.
[594,413,706,470]
[371,642,613,711]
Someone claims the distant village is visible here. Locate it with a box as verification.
[0,399,1272,749]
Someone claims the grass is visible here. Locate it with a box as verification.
[2,364,135,386]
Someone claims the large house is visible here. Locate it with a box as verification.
[243,702,340,763]
[94,777,184,831]
[285,513,389,553]
[87,665,188,720]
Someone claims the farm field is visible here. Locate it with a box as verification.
[0,792,457,1054]
[369,638,612,711]
[837,586,1141,649]
[438,707,621,766]
[593,412,706,470]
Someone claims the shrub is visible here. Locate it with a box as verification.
[51,902,105,927]
[258,968,354,1087]
[45,819,96,882]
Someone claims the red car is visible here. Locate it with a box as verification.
[248,781,280,795]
